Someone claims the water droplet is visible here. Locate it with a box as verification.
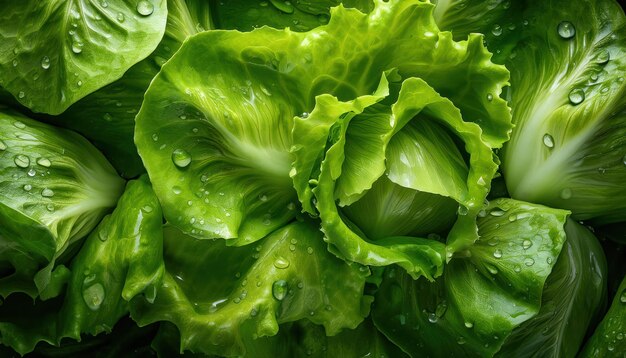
[306,247,314,254]
[151,133,159,141]
[71,41,83,54]
[100,0,108,7]
[142,205,153,213]
[259,194,268,202]
[18,91,25,99]
[36,157,51,167]
[272,280,288,300]
[82,282,105,310]
[250,307,258,317]
[490,210,505,217]
[46,203,55,212]
[27,168,36,177]
[318,14,330,24]
[543,133,555,148]
[77,80,82,87]
[457,205,468,216]
[136,0,154,16]
[514,265,522,273]
[23,184,32,192]
[493,249,503,259]
[273,257,290,269]
[269,0,294,14]
[487,265,499,275]
[103,113,113,122]
[0,140,6,151]
[171,149,192,168]
[14,154,30,168]
[522,239,533,250]
[41,188,54,197]
[508,214,517,222]
[491,24,503,36]
[560,188,572,199]
[41,56,50,69]
[620,289,626,303]
[568,88,585,105]
[487,237,499,246]
[12,59,18,67]
[590,72,599,82]
[428,313,438,323]
[596,50,610,64]
[557,21,576,39]
[117,13,125,22]
[524,257,535,266]
[486,93,493,101]
[464,321,474,328]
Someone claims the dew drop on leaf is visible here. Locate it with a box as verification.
[596,50,610,64]
[272,280,288,300]
[36,157,51,167]
[136,0,154,16]
[491,24,503,36]
[273,257,290,269]
[171,148,192,168]
[568,88,585,105]
[557,21,576,39]
[542,133,555,148]
[82,282,105,311]
[14,154,30,168]
[40,56,50,69]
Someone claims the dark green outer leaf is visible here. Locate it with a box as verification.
[0,176,163,355]
[372,198,568,357]
[581,274,626,357]
[0,0,167,115]
[497,220,607,358]
[0,106,124,298]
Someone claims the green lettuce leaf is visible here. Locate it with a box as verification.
[213,0,373,32]
[134,0,511,244]
[372,198,568,357]
[46,0,213,178]
[130,221,371,356]
[296,73,496,277]
[500,0,626,224]
[0,107,124,298]
[0,0,167,114]
[581,273,626,357]
[0,176,163,355]
[497,220,607,357]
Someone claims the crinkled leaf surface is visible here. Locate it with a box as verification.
[130,221,371,356]
[135,0,510,244]
[0,107,124,298]
[0,0,167,114]
[501,0,626,224]
[372,198,568,357]
[0,176,163,355]
[497,220,607,358]
[299,75,495,277]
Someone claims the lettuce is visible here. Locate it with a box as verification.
[0,0,624,356]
